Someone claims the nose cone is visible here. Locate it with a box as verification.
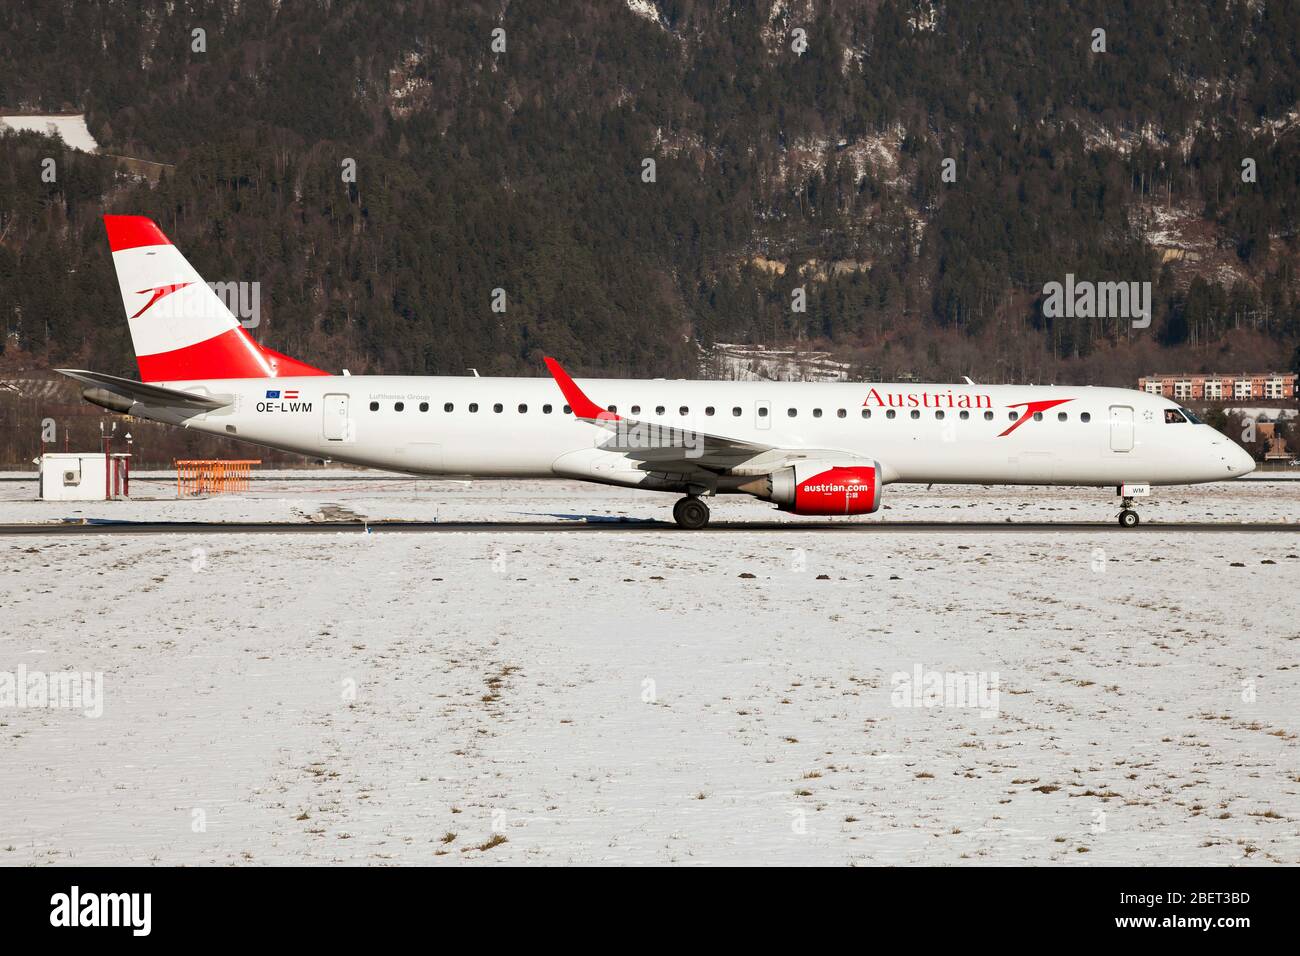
[1228,441,1256,478]
[1204,431,1255,479]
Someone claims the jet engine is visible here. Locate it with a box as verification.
[738,460,883,515]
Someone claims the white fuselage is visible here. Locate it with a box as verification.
[146,375,1254,490]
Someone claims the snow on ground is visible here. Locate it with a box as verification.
[1230,408,1299,422]
[1,471,1298,525]
[1,479,1297,866]
[0,114,99,153]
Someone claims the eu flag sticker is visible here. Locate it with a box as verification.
[265,389,281,399]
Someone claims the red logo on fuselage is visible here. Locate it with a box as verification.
[863,387,992,410]
[997,399,1073,437]
[130,282,192,318]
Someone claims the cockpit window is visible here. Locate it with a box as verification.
[1164,409,1187,424]
[1179,406,1203,424]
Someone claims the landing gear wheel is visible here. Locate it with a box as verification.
[673,496,710,530]
[1118,509,1140,528]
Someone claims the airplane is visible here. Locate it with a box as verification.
[58,215,1255,529]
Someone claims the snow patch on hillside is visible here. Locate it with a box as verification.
[908,2,939,32]
[707,343,852,382]
[625,0,667,30]
[1079,121,1171,156]
[0,114,99,153]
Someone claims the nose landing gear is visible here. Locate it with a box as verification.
[1118,496,1138,528]
[1115,482,1148,528]
[672,495,711,530]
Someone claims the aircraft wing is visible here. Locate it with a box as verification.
[543,356,773,472]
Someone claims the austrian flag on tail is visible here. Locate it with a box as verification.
[102,215,328,383]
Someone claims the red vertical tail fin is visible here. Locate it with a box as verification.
[103,215,328,382]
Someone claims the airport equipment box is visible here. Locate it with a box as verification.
[38,452,130,501]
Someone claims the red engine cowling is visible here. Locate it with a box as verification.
[741,461,883,515]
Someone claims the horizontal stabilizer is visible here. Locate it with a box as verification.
[54,368,231,411]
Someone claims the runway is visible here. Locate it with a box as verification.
[2,519,1298,535]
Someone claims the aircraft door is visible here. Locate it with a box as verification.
[1109,405,1134,452]
[323,393,350,441]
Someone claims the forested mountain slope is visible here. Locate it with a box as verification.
[1,0,1298,387]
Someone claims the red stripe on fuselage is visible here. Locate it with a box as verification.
[136,327,329,382]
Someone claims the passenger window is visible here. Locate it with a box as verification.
[732,407,742,417]
[655,406,665,415]
[369,401,379,411]
[935,410,945,420]
[1033,411,1043,421]
[469,403,479,413]
[705,406,715,416]
[444,402,454,412]
[787,408,797,417]
[984,411,994,420]
[1081,412,1091,423]
[959,410,969,420]
[493,403,503,413]
[1057,412,1067,421]
[886,409,896,419]
[394,402,404,412]
[563,404,571,414]
[518,404,528,413]
[758,406,769,417]
[679,406,689,415]
[608,405,617,413]
[1008,411,1019,421]
[419,402,429,412]
[837,409,846,418]
[862,409,871,419]
[631,405,641,415]
[543,404,552,414]
[910,410,920,419]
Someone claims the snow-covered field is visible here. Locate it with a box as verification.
[1,478,1297,865]
[1,470,1299,525]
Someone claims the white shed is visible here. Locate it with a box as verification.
[38,452,131,501]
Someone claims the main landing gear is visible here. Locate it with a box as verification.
[672,495,711,530]
[1117,496,1140,528]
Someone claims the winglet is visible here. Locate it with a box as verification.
[543,357,620,422]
